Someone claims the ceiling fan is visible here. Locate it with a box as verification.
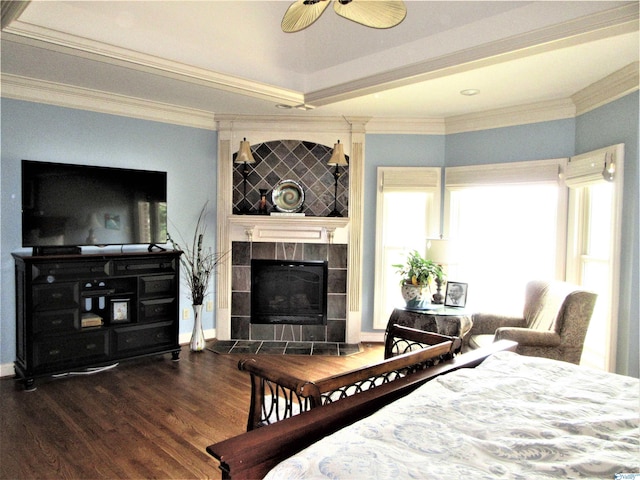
[282,0,407,33]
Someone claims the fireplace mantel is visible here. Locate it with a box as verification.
[228,215,349,244]
[216,116,368,343]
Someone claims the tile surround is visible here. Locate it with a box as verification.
[232,140,349,217]
[231,241,348,342]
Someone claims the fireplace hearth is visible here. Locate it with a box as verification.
[251,259,328,325]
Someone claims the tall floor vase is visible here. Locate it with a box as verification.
[190,303,206,352]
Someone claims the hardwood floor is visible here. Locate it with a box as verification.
[0,342,385,480]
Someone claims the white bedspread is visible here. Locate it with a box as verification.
[264,352,639,479]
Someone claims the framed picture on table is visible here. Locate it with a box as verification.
[444,282,468,308]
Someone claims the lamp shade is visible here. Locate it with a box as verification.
[426,238,449,264]
[235,138,256,164]
[327,140,348,166]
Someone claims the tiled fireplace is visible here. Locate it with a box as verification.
[215,116,367,344]
[230,241,348,342]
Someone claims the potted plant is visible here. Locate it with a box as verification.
[168,203,226,351]
[393,250,444,309]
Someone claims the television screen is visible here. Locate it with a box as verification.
[22,160,167,249]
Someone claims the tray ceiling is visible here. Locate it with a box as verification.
[1,1,638,119]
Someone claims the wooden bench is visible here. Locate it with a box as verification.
[209,339,518,480]
[240,324,462,431]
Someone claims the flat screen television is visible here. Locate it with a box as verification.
[22,160,167,253]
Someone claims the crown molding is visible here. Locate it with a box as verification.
[1,0,30,30]
[215,113,362,134]
[1,25,304,107]
[2,61,636,135]
[572,61,639,116]
[445,99,577,134]
[1,74,216,130]
[305,3,640,107]
[365,118,445,135]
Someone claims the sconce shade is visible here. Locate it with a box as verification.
[235,138,256,164]
[327,140,348,166]
[602,153,615,182]
[426,238,449,264]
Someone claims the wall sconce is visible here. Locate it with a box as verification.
[602,152,615,182]
[327,139,348,217]
[234,138,256,214]
[426,236,449,304]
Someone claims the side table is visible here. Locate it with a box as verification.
[385,306,473,340]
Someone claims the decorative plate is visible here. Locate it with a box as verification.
[272,179,304,213]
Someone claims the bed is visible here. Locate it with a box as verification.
[208,343,639,479]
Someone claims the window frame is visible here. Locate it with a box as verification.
[443,158,568,313]
[373,167,442,329]
[565,144,624,372]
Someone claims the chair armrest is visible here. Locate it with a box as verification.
[494,327,561,347]
[468,313,527,337]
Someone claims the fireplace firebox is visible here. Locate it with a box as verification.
[251,259,328,325]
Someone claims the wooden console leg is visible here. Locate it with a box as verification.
[171,350,180,362]
[23,378,36,392]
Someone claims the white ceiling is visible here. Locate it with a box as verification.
[1,1,638,119]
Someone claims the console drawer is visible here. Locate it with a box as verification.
[112,257,177,276]
[33,309,79,334]
[33,283,80,311]
[32,261,109,282]
[113,322,175,353]
[139,297,176,323]
[33,331,109,368]
[139,274,176,297]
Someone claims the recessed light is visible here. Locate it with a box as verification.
[275,104,292,109]
[460,89,480,96]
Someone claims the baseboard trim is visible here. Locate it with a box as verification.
[359,331,385,344]
[0,362,15,379]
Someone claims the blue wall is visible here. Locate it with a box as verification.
[1,99,218,369]
[575,92,639,377]
[446,119,576,165]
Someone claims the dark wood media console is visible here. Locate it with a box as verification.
[12,250,182,390]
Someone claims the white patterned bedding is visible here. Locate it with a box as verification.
[264,352,639,479]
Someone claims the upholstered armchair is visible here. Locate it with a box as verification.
[467,280,597,364]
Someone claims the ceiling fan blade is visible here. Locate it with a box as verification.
[281,0,331,33]
[333,0,406,29]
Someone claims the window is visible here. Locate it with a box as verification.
[444,159,567,314]
[373,167,441,328]
[565,144,624,371]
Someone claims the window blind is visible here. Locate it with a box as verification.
[565,144,623,188]
[380,167,440,191]
[445,159,564,188]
